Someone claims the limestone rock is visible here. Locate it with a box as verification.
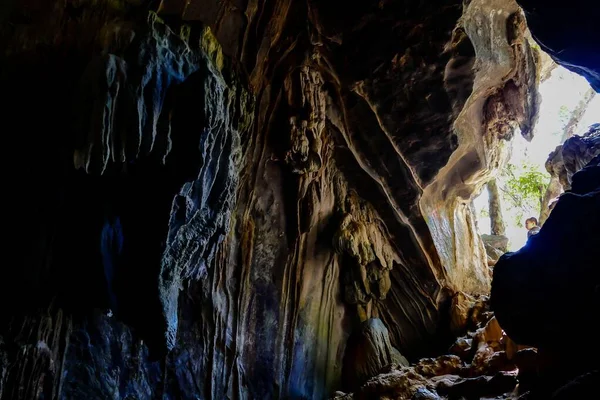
[472,317,503,350]
[0,0,560,399]
[514,348,538,386]
[470,295,494,329]
[333,190,399,312]
[449,337,473,360]
[481,234,509,262]
[546,125,600,191]
[449,291,476,336]
[342,318,409,391]
[413,388,442,400]
[491,156,600,398]
[414,355,464,378]
[561,126,600,188]
[550,370,600,400]
[436,372,518,399]
[345,369,434,400]
[420,0,539,296]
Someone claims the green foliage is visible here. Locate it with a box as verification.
[557,105,570,127]
[499,162,550,227]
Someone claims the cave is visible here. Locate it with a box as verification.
[0,1,598,399]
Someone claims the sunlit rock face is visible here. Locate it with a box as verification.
[420,0,539,296]
[1,0,540,399]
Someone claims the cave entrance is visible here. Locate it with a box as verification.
[474,62,599,252]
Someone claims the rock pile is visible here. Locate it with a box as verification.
[333,294,536,400]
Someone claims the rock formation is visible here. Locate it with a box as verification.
[341,318,409,391]
[481,234,509,264]
[545,124,600,191]
[540,124,600,224]
[331,295,532,400]
[3,0,598,399]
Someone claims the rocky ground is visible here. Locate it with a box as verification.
[332,294,538,400]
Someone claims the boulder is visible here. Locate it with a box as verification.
[561,126,600,189]
[435,372,518,399]
[414,355,464,378]
[491,156,600,396]
[342,318,409,390]
[349,368,432,400]
[449,292,476,336]
[469,295,493,328]
[449,337,473,361]
[551,370,600,400]
[514,348,538,387]
[481,234,509,256]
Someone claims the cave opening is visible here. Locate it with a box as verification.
[474,62,599,252]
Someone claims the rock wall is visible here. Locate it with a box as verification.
[0,0,540,399]
[420,0,539,295]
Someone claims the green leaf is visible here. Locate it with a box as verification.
[499,161,550,223]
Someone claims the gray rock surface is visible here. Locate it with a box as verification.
[342,318,409,390]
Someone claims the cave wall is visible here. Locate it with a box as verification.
[420,0,539,295]
[0,1,539,399]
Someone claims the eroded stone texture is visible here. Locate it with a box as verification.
[71,14,198,174]
[342,318,409,391]
[1,0,545,399]
[481,234,509,264]
[420,0,540,295]
[333,296,543,400]
[560,125,600,189]
[0,309,72,400]
[449,291,476,336]
[2,2,249,399]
